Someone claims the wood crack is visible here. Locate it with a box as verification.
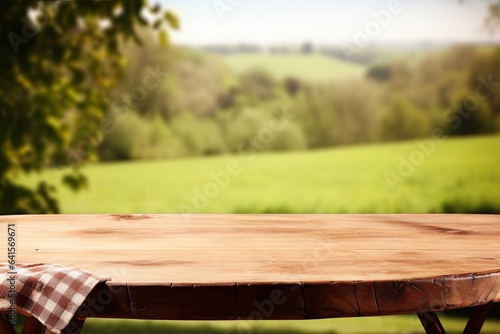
[372,282,381,315]
[300,282,307,318]
[125,283,132,318]
[353,282,361,316]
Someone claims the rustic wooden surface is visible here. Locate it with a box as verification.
[1,214,499,320]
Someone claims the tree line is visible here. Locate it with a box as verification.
[98,41,500,161]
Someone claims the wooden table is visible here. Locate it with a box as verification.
[1,214,500,334]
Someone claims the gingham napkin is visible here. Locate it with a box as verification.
[0,263,106,333]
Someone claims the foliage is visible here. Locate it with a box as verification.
[294,80,381,147]
[0,1,178,214]
[89,43,500,164]
[239,68,277,103]
[381,97,430,141]
[170,113,227,155]
[98,113,189,160]
[446,93,495,136]
[113,38,236,120]
[222,108,271,152]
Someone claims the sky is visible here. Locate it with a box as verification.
[154,0,500,46]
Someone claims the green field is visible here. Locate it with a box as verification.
[28,134,500,214]
[221,53,366,81]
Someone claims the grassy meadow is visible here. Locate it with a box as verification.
[221,53,366,81]
[26,134,500,214]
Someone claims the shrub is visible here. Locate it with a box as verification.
[170,113,227,155]
[381,97,431,141]
[99,114,189,160]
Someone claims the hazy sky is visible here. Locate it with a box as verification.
[156,0,500,46]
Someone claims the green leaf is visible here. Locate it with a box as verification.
[62,171,88,192]
[165,10,180,30]
[159,30,169,47]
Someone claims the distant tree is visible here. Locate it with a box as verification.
[468,47,500,117]
[119,44,233,120]
[294,80,380,147]
[294,84,337,148]
[240,68,277,102]
[301,41,314,54]
[366,64,391,82]
[387,61,413,92]
[381,98,430,141]
[447,93,495,136]
[0,1,178,214]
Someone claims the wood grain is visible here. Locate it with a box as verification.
[1,214,499,320]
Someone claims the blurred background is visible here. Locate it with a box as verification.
[2,0,500,333]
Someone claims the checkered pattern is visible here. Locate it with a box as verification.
[0,263,106,333]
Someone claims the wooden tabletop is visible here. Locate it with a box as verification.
[2,214,500,320]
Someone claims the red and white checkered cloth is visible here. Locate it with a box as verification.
[0,263,107,333]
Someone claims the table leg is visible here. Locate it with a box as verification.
[462,304,491,334]
[0,314,16,334]
[21,316,45,334]
[418,312,446,334]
